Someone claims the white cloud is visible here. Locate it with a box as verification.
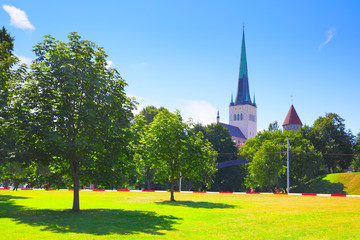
[15,55,33,65]
[179,100,217,125]
[318,28,336,52]
[2,5,35,31]
[106,60,114,69]
[128,95,217,126]
[130,61,148,70]
[257,128,265,133]
[127,93,161,115]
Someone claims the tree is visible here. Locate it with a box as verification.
[240,129,322,191]
[10,33,135,211]
[0,26,16,112]
[268,121,280,132]
[0,27,26,186]
[192,123,244,192]
[137,106,168,124]
[248,141,283,191]
[306,113,354,172]
[133,106,169,190]
[0,26,14,54]
[352,132,360,171]
[141,110,217,201]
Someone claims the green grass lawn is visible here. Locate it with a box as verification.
[295,172,360,195]
[1,190,360,239]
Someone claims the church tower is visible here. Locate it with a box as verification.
[282,105,302,132]
[229,29,257,140]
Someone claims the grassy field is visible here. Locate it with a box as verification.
[296,172,360,195]
[0,190,360,239]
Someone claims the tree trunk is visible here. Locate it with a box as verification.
[170,181,175,201]
[70,159,80,212]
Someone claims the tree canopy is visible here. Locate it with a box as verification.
[240,130,322,191]
[0,27,27,188]
[192,123,245,192]
[299,113,354,172]
[9,32,135,211]
[140,110,217,201]
[133,106,170,190]
[352,132,360,171]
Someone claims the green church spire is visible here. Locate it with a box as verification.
[234,27,254,106]
[239,29,248,79]
[230,92,234,106]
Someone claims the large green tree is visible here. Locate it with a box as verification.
[10,33,135,211]
[240,130,322,191]
[300,113,354,172]
[0,27,29,186]
[0,26,16,113]
[141,110,217,201]
[248,141,283,191]
[133,106,169,190]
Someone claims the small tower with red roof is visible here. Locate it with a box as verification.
[282,105,302,132]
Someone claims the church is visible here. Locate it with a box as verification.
[217,29,257,147]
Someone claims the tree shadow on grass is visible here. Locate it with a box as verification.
[156,200,235,209]
[0,195,181,236]
[295,178,346,194]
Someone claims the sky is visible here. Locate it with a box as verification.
[1,1,360,135]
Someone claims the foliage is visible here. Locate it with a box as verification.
[240,130,322,191]
[133,106,169,190]
[8,33,135,211]
[352,132,360,171]
[268,120,280,132]
[248,141,283,190]
[299,113,354,172]
[141,110,217,201]
[0,27,29,187]
[137,105,168,125]
[192,123,245,192]
[0,26,17,117]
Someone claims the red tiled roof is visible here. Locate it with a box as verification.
[282,105,302,126]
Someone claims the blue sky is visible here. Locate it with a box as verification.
[1,1,360,135]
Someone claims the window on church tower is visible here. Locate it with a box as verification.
[240,113,243,120]
[237,114,240,120]
[234,114,236,121]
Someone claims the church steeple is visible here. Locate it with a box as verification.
[230,93,234,106]
[227,26,257,142]
[235,28,254,106]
